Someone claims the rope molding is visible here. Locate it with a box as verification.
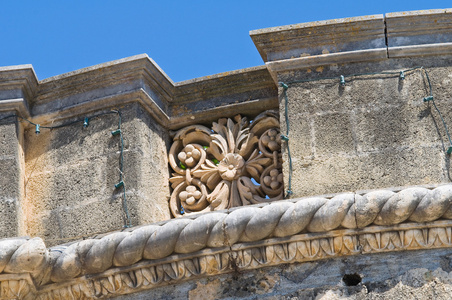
[4,221,452,299]
[0,184,451,286]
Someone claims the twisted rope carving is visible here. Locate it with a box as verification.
[0,237,47,274]
[2,185,452,284]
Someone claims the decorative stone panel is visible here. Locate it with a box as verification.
[168,110,282,216]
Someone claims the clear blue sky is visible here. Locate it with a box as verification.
[1,1,450,82]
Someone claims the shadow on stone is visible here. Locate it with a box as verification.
[343,273,362,286]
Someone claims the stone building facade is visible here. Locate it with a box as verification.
[1,8,452,299]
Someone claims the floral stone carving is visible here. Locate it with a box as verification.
[168,110,283,216]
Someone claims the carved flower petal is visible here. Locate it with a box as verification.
[185,157,196,167]
[270,181,280,190]
[237,158,245,168]
[177,152,187,163]
[184,144,195,152]
[268,140,280,151]
[218,163,228,173]
[179,191,188,201]
[186,185,197,193]
[269,129,277,137]
[270,169,279,177]
[223,169,236,181]
[245,165,261,181]
[192,149,201,159]
[209,181,230,208]
[186,196,196,205]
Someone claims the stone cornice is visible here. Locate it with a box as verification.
[30,89,171,129]
[265,48,388,83]
[250,15,386,62]
[385,9,452,47]
[0,65,38,118]
[2,185,452,299]
[0,56,278,129]
[34,220,452,299]
[251,9,452,83]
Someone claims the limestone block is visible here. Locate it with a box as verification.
[0,158,20,200]
[0,121,18,156]
[57,198,126,241]
[0,198,18,238]
[0,118,22,238]
[312,112,355,155]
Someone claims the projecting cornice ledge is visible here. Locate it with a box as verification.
[251,9,452,82]
[2,184,452,299]
[0,65,38,118]
[0,55,278,129]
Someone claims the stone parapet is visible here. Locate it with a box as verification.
[252,9,452,82]
[172,66,276,129]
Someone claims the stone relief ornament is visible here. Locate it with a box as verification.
[168,110,282,216]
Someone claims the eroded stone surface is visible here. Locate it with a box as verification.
[112,248,452,300]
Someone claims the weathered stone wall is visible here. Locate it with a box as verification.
[23,103,170,243]
[0,56,277,244]
[111,248,452,300]
[278,58,452,197]
[0,114,23,237]
[250,9,452,198]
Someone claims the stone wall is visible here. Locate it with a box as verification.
[277,58,452,197]
[0,114,23,237]
[251,9,452,198]
[0,57,277,244]
[23,103,170,243]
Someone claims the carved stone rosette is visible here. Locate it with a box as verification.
[168,110,282,217]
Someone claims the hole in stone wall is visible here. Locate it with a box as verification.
[342,273,362,286]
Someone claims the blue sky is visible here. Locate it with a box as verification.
[1,1,450,82]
